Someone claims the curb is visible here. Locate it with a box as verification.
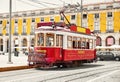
[0,66,34,72]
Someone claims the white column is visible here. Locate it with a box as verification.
[3,35,7,53]
[19,35,22,51]
[11,35,14,52]
[28,35,31,48]
[102,40,106,46]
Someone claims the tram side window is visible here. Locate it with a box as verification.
[46,33,54,46]
[86,42,89,49]
[89,39,93,49]
[37,33,44,46]
[78,38,81,48]
[56,35,63,47]
[73,37,77,48]
[86,39,89,49]
[67,36,72,48]
[81,42,86,49]
[81,38,86,49]
[56,35,59,46]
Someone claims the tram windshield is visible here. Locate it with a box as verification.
[46,33,54,46]
[36,33,63,47]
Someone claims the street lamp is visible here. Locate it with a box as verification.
[8,0,12,63]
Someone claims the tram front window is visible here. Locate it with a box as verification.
[46,33,54,46]
[37,33,44,46]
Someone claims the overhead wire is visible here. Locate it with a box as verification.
[17,0,45,8]
[28,0,64,8]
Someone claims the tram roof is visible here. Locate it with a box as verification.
[37,22,91,34]
[35,26,96,39]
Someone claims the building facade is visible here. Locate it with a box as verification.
[0,1,120,54]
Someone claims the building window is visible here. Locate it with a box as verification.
[14,27,18,34]
[7,20,9,24]
[15,19,18,23]
[107,6,113,9]
[83,14,87,19]
[23,26,26,34]
[60,15,64,21]
[31,26,34,34]
[41,17,44,22]
[96,36,101,46]
[32,18,35,22]
[94,22,99,30]
[0,20,2,24]
[50,16,54,22]
[71,15,75,20]
[106,36,115,46]
[107,21,113,31]
[23,19,26,23]
[95,13,99,18]
[107,12,112,17]
[6,26,9,34]
[94,7,99,10]
[49,11,55,14]
[40,12,45,15]
[23,13,27,16]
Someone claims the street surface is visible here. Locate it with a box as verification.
[0,54,28,68]
[0,61,120,82]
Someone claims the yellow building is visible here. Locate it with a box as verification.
[0,1,120,54]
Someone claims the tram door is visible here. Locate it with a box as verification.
[56,35,63,57]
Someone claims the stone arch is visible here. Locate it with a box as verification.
[31,38,34,47]
[14,38,19,52]
[106,36,115,46]
[0,38,3,51]
[22,38,27,47]
[119,38,120,45]
[96,36,102,46]
[14,38,19,47]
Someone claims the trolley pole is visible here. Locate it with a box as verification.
[8,0,13,63]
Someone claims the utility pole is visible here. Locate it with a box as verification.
[8,0,12,63]
[81,0,83,28]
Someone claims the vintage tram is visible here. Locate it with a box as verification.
[28,22,96,68]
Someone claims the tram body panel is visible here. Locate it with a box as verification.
[34,47,63,64]
[63,49,95,61]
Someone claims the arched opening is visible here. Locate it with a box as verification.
[106,36,115,46]
[96,36,102,46]
[22,38,27,53]
[119,38,120,45]
[7,39,9,52]
[22,38,27,47]
[0,39,3,51]
[14,38,19,52]
[31,38,34,47]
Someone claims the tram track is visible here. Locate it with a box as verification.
[0,62,120,82]
[39,65,120,82]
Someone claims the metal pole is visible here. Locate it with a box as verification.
[81,0,83,28]
[8,0,12,63]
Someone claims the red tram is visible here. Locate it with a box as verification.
[28,22,96,68]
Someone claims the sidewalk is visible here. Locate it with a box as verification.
[0,53,31,72]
